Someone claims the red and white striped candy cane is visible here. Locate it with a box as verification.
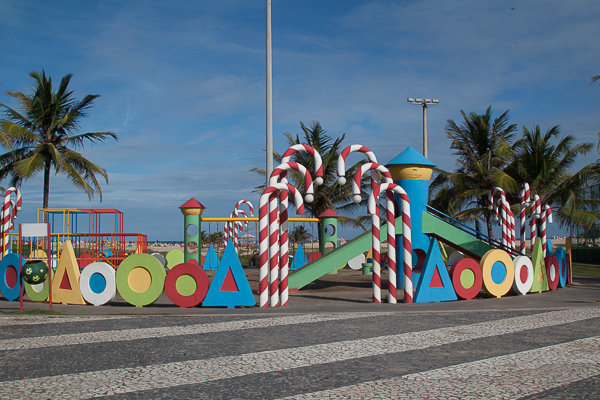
[540,204,553,257]
[369,182,412,303]
[277,146,322,297]
[281,144,324,186]
[1,188,22,257]
[232,209,248,254]
[258,183,304,308]
[519,183,531,252]
[352,162,393,302]
[529,195,541,253]
[352,162,393,203]
[234,200,254,217]
[367,182,382,303]
[369,183,399,303]
[336,145,377,185]
[493,198,508,248]
[489,187,509,247]
[269,162,315,306]
[497,198,517,250]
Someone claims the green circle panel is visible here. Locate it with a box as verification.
[24,268,54,302]
[116,254,166,307]
[175,274,197,296]
[459,268,475,289]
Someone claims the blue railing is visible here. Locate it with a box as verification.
[425,205,524,257]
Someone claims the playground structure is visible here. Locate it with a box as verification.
[2,207,147,269]
[0,143,573,310]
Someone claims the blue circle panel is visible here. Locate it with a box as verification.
[491,261,507,284]
[89,272,107,294]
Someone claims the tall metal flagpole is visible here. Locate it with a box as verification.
[266,0,273,185]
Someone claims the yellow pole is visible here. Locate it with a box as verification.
[201,217,319,222]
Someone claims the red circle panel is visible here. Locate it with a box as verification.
[164,263,209,308]
[450,258,483,300]
[5,265,17,289]
[520,264,529,283]
[545,255,559,291]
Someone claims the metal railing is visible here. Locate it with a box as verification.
[426,205,524,257]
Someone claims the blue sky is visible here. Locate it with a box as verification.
[0,0,599,241]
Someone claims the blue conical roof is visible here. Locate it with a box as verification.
[385,146,436,167]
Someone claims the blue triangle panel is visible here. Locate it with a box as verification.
[202,243,219,270]
[203,239,256,308]
[414,238,457,303]
[546,239,554,256]
[290,244,308,270]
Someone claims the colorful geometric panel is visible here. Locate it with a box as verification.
[450,258,482,300]
[202,241,256,308]
[414,238,457,303]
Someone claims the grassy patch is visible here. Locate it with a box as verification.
[572,264,600,278]
[4,309,64,316]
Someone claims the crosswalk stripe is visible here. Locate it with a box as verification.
[1,308,598,399]
[281,336,600,399]
[0,312,393,351]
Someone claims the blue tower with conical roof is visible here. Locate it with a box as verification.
[385,146,436,287]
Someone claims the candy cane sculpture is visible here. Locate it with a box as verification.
[352,162,393,203]
[281,144,324,186]
[258,182,304,307]
[269,162,314,306]
[529,195,541,253]
[233,199,254,253]
[234,200,254,218]
[519,183,531,252]
[495,198,517,251]
[369,182,412,303]
[368,185,397,303]
[489,187,509,247]
[1,188,22,257]
[540,204,553,257]
[352,163,394,302]
[232,209,249,254]
[336,145,377,185]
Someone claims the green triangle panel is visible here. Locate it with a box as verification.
[290,244,308,270]
[202,243,219,270]
[202,239,256,308]
[529,238,549,293]
[414,238,457,303]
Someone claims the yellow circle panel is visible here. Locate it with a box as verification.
[128,267,152,293]
[480,249,515,298]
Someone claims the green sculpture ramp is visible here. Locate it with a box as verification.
[422,212,494,259]
[288,218,403,290]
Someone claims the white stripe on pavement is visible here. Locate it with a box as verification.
[0,312,393,351]
[282,336,600,399]
[1,308,599,399]
[0,315,131,327]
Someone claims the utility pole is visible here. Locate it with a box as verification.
[266,0,273,185]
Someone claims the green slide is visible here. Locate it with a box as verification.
[422,212,495,259]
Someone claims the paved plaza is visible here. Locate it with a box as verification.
[1,274,599,399]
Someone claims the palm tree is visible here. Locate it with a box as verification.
[430,106,517,237]
[208,231,224,247]
[251,121,369,242]
[0,70,118,208]
[494,124,600,229]
[290,225,312,247]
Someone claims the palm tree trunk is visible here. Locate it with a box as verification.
[486,215,494,238]
[43,159,51,209]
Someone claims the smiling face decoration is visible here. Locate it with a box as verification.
[387,165,433,181]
